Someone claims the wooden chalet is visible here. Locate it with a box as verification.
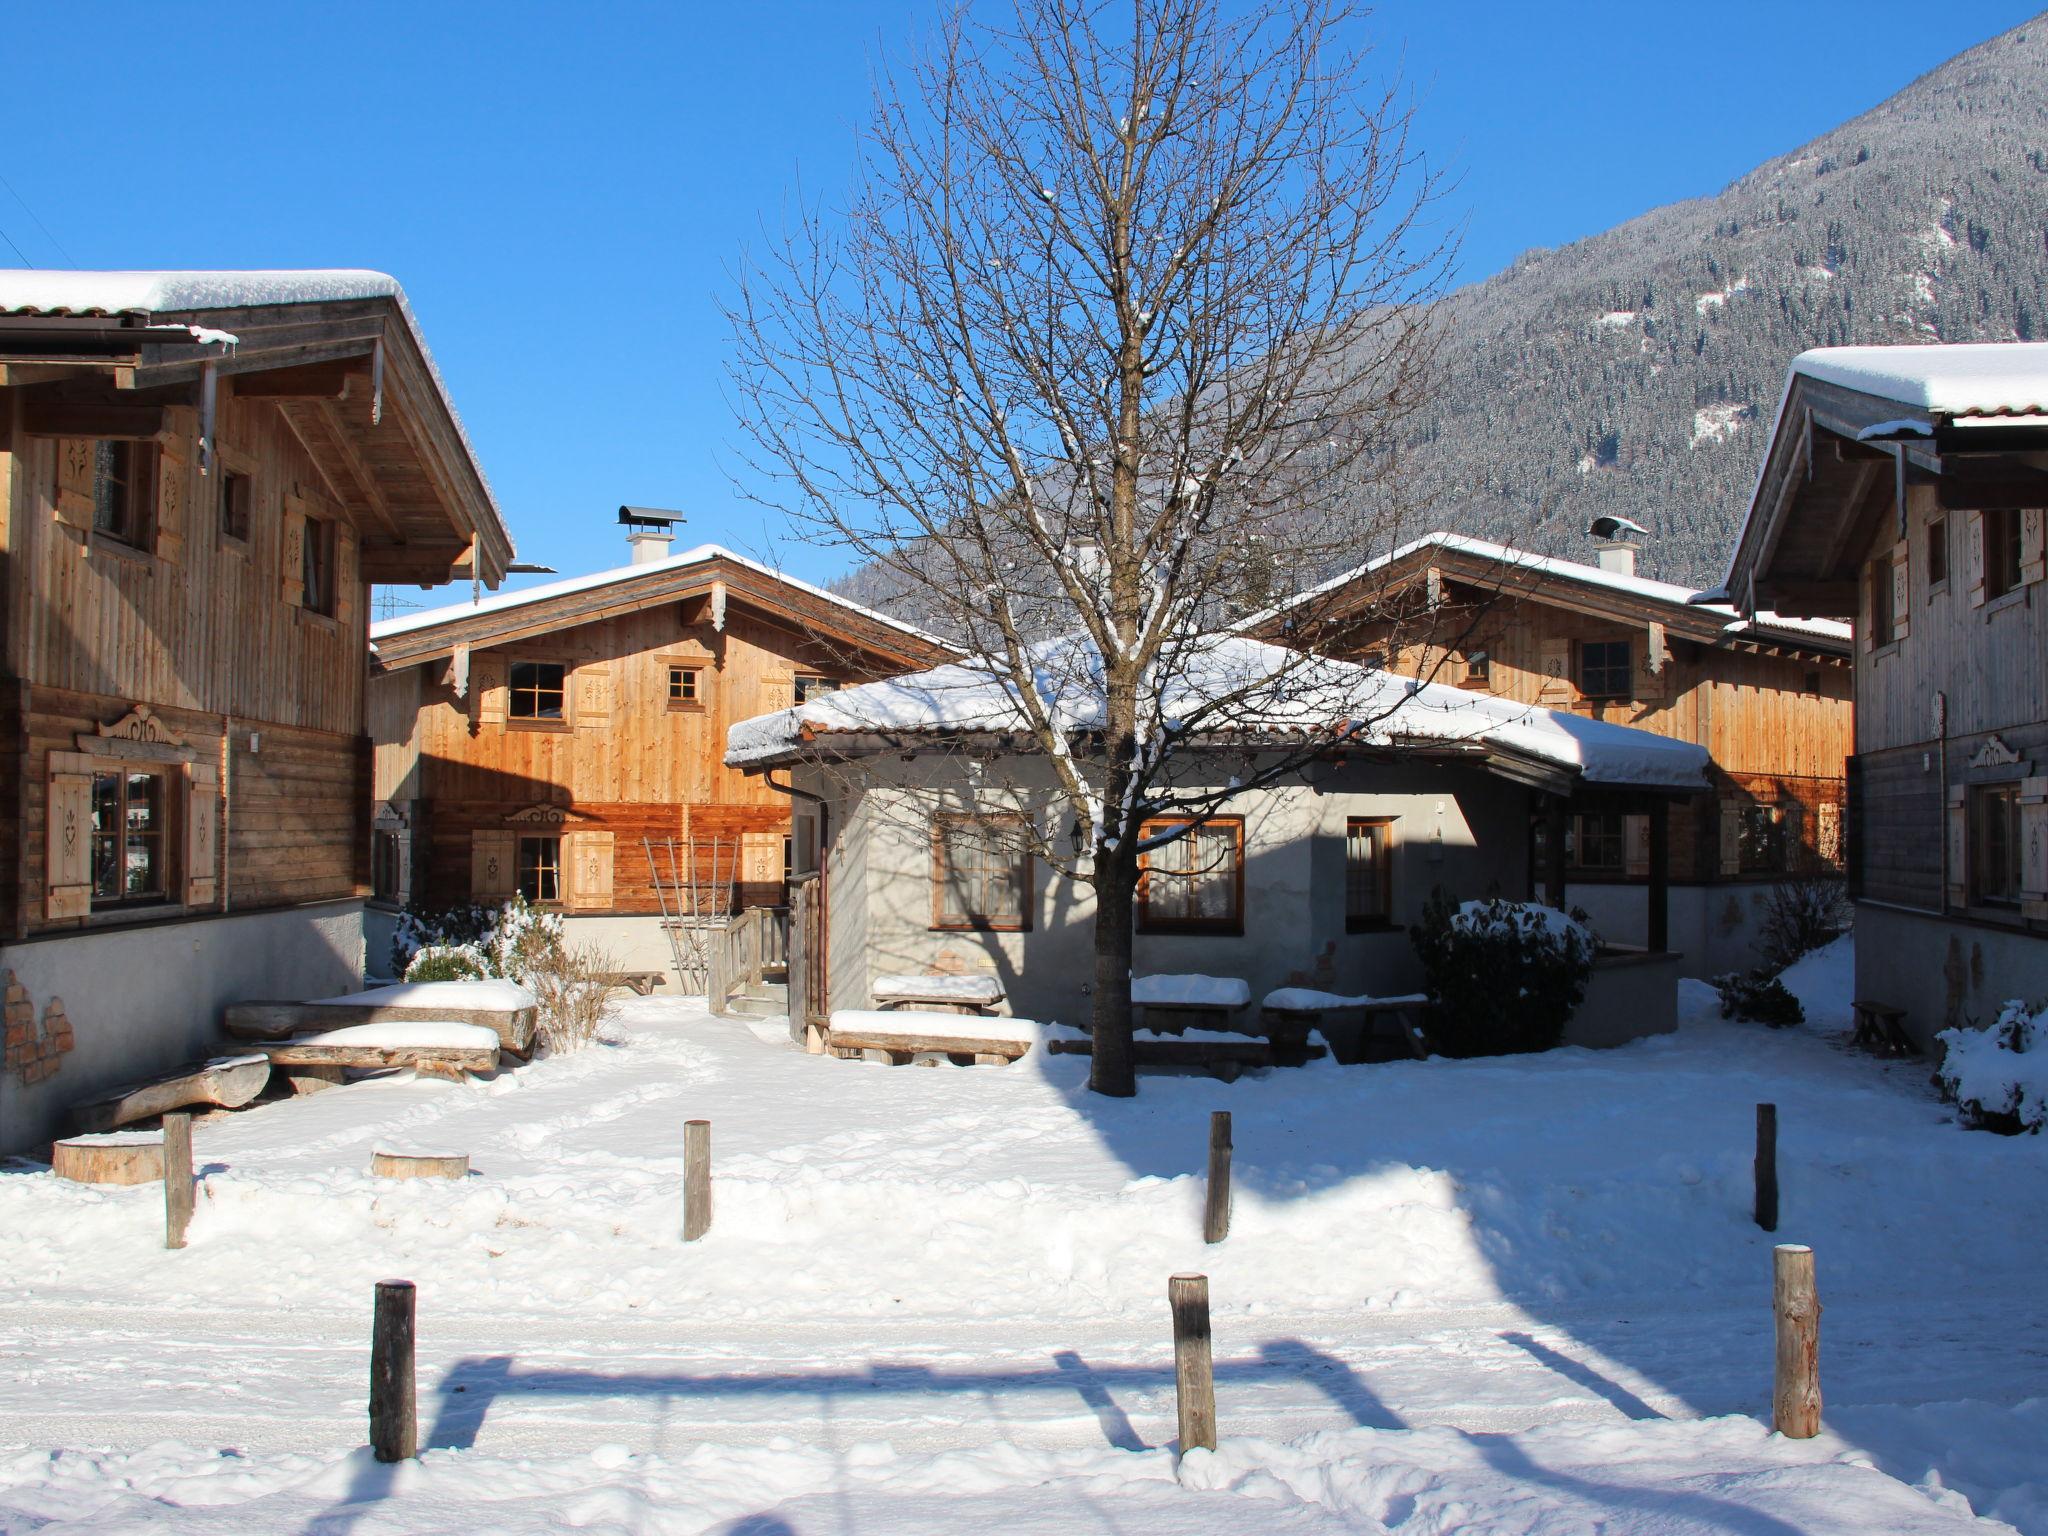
[1724,342,2048,1047]
[366,535,952,978]
[1253,530,1854,975]
[0,269,512,1153]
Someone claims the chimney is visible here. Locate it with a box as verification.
[1586,515,1648,579]
[618,505,683,565]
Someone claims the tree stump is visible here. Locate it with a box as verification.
[51,1132,163,1185]
[370,1149,471,1180]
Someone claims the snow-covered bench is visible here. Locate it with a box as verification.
[870,973,1007,1015]
[825,1009,1040,1066]
[1131,973,1251,1034]
[225,979,539,1057]
[1261,988,1433,1064]
[67,1053,271,1135]
[1046,1023,1324,1081]
[251,1021,503,1091]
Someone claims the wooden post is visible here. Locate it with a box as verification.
[1204,1111,1232,1244]
[162,1112,193,1250]
[1543,795,1569,908]
[370,1279,417,1462]
[683,1118,712,1241]
[1754,1103,1778,1231]
[1647,798,1670,953]
[1169,1272,1217,1453]
[1772,1244,1821,1438]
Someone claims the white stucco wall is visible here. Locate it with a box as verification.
[1566,881,1785,980]
[1856,903,2048,1052]
[0,901,365,1155]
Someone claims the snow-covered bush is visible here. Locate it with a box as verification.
[1757,876,1850,972]
[1410,890,1598,1056]
[392,898,612,1051]
[404,944,490,983]
[528,942,619,1054]
[1713,967,1804,1028]
[1937,999,2048,1134]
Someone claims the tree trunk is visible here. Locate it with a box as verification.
[1090,853,1139,1097]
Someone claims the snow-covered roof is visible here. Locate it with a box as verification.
[726,632,1711,790]
[371,542,951,653]
[0,268,509,556]
[1790,341,2048,419]
[1256,532,1850,647]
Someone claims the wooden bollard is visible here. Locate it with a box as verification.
[1169,1272,1217,1453]
[370,1279,418,1462]
[1772,1244,1821,1438]
[162,1112,194,1250]
[683,1118,712,1241]
[1754,1103,1778,1232]
[1204,1111,1232,1244]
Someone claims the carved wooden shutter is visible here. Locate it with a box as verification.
[45,751,95,920]
[2021,508,2046,588]
[564,829,614,911]
[1966,511,1986,607]
[2020,777,2048,917]
[1624,814,1650,878]
[471,830,516,899]
[1889,538,1910,642]
[761,674,796,713]
[575,664,612,730]
[1946,784,1969,907]
[184,760,219,907]
[154,441,188,564]
[1634,630,1668,701]
[474,654,508,727]
[335,524,358,629]
[281,497,308,607]
[1717,798,1742,877]
[55,440,96,531]
[741,830,784,887]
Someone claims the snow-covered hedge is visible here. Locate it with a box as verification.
[1411,892,1598,1056]
[1938,999,2048,1134]
[392,898,613,1053]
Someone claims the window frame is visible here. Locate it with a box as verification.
[90,439,157,551]
[1738,800,1793,876]
[371,828,403,906]
[507,659,571,728]
[793,674,841,705]
[1570,810,1628,875]
[1968,781,2023,908]
[300,512,338,617]
[1926,515,1949,593]
[218,463,254,548]
[929,813,1033,932]
[1983,507,2024,602]
[517,834,563,905]
[88,766,172,909]
[1868,550,1896,649]
[1577,638,1633,700]
[1461,650,1491,689]
[1136,815,1245,936]
[667,664,704,710]
[1344,816,1395,931]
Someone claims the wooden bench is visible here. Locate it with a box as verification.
[824,1009,1037,1066]
[870,974,1006,1016]
[600,971,667,997]
[1046,1029,1325,1082]
[68,1053,272,1135]
[226,983,537,1057]
[1132,975,1252,1037]
[1852,999,1917,1057]
[1261,991,1433,1065]
[251,1022,503,1091]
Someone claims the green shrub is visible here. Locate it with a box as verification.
[404,944,490,983]
[1714,968,1804,1027]
[1409,889,1597,1057]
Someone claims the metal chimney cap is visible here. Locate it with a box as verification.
[1587,514,1649,542]
[618,506,685,530]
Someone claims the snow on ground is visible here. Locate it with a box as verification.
[1,953,2044,1533]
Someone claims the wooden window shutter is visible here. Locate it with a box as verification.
[1946,784,1968,907]
[184,760,219,907]
[470,830,516,899]
[1624,814,1650,878]
[1966,511,1986,607]
[335,524,358,629]
[45,750,95,920]
[564,829,614,911]
[281,497,308,608]
[575,664,612,729]
[1537,638,1571,697]
[741,830,783,886]
[154,441,189,564]
[473,654,508,727]
[1717,798,1742,876]
[1633,640,1667,701]
[2020,777,2048,915]
[2021,508,2046,587]
[54,440,96,531]
[761,674,796,712]
[1889,538,1910,642]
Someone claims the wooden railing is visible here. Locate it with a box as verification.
[708,904,789,1015]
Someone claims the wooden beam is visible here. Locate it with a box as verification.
[1934,475,2048,512]
[275,398,401,542]
[230,360,361,400]
[270,402,366,528]
[19,400,168,440]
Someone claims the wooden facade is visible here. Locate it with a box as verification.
[368,546,952,921]
[1258,535,1854,892]
[0,280,507,945]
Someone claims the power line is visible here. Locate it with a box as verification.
[0,221,31,267]
[0,170,73,266]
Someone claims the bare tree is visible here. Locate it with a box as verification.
[729,0,1451,1095]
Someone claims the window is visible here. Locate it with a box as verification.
[372,829,402,904]
[517,835,562,903]
[89,769,168,905]
[1344,818,1393,929]
[301,514,336,616]
[1137,816,1243,934]
[1926,517,1948,589]
[1739,802,1792,875]
[1970,783,2023,906]
[668,665,702,707]
[1868,551,1895,648]
[1571,812,1627,873]
[931,815,1031,930]
[1578,640,1632,699]
[1463,651,1491,687]
[794,675,840,704]
[219,468,252,545]
[91,440,154,548]
[1984,507,2024,601]
[509,661,567,721]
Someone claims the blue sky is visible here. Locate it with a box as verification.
[7,1,2040,594]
